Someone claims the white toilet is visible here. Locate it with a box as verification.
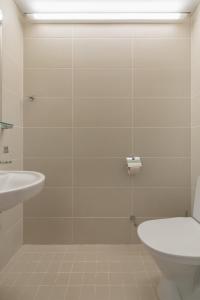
[138,177,200,300]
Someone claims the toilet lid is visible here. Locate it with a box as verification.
[138,217,200,258]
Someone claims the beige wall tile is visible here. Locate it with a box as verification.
[191,96,200,127]
[0,127,22,159]
[191,4,200,196]
[134,128,190,157]
[24,158,72,186]
[0,0,23,269]
[25,38,72,68]
[74,158,130,187]
[24,219,73,244]
[3,89,22,126]
[24,188,73,218]
[134,99,190,127]
[74,69,132,98]
[191,66,200,98]
[191,127,200,187]
[74,98,132,127]
[24,69,72,97]
[134,69,190,98]
[73,24,135,38]
[24,128,72,157]
[133,187,190,217]
[133,22,190,38]
[24,23,73,38]
[74,39,132,68]
[74,128,131,157]
[24,98,72,127]
[132,158,190,187]
[4,58,22,95]
[23,21,191,245]
[134,38,190,69]
[74,188,131,217]
[74,218,131,244]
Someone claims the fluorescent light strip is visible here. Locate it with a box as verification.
[0,11,3,22]
[27,12,188,23]
[31,1,184,13]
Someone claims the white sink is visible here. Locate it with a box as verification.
[0,171,45,211]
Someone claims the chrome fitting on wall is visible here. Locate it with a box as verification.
[0,160,12,164]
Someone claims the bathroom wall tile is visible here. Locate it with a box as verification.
[23,21,191,245]
[74,218,131,244]
[24,158,72,186]
[0,127,22,159]
[191,127,200,186]
[134,99,190,127]
[134,69,190,98]
[24,98,72,127]
[73,24,135,38]
[24,23,73,38]
[191,6,200,195]
[24,128,72,157]
[134,38,190,69]
[74,38,132,68]
[74,188,131,217]
[25,38,72,68]
[191,96,200,127]
[133,22,190,38]
[74,98,132,127]
[3,89,22,126]
[134,128,190,157]
[0,0,23,268]
[74,158,130,187]
[24,188,73,218]
[0,159,23,171]
[24,219,73,244]
[74,128,131,157]
[132,158,190,187]
[3,20,23,64]
[133,187,190,217]
[191,38,200,72]
[4,58,22,95]
[74,69,132,98]
[24,69,72,97]
[191,66,200,98]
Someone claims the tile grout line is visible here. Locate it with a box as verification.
[131,37,136,243]
[72,25,75,244]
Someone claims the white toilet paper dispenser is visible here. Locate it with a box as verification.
[126,156,142,176]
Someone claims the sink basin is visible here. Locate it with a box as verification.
[0,171,45,211]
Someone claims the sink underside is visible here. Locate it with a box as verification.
[0,171,45,211]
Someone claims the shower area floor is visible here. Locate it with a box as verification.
[0,244,161,300]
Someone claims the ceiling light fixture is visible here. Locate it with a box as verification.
[30,0,184,13]
[27,12,188,23]
[0,11,3,22]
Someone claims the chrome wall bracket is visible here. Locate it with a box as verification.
[0,122,14,129]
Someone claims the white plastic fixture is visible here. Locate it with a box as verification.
[0,10,3,22]
[0,171,45,211]
[27,12,188,23]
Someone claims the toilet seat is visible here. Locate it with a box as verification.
[138,217,200,264]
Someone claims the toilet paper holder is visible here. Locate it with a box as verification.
[126,156,142,176]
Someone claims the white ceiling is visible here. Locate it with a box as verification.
[14,0,200,14]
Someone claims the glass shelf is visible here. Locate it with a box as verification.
[0,122,14,129]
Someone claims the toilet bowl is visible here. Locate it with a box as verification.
[137,177,200,300]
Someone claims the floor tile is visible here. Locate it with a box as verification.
[0,244,160,300]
